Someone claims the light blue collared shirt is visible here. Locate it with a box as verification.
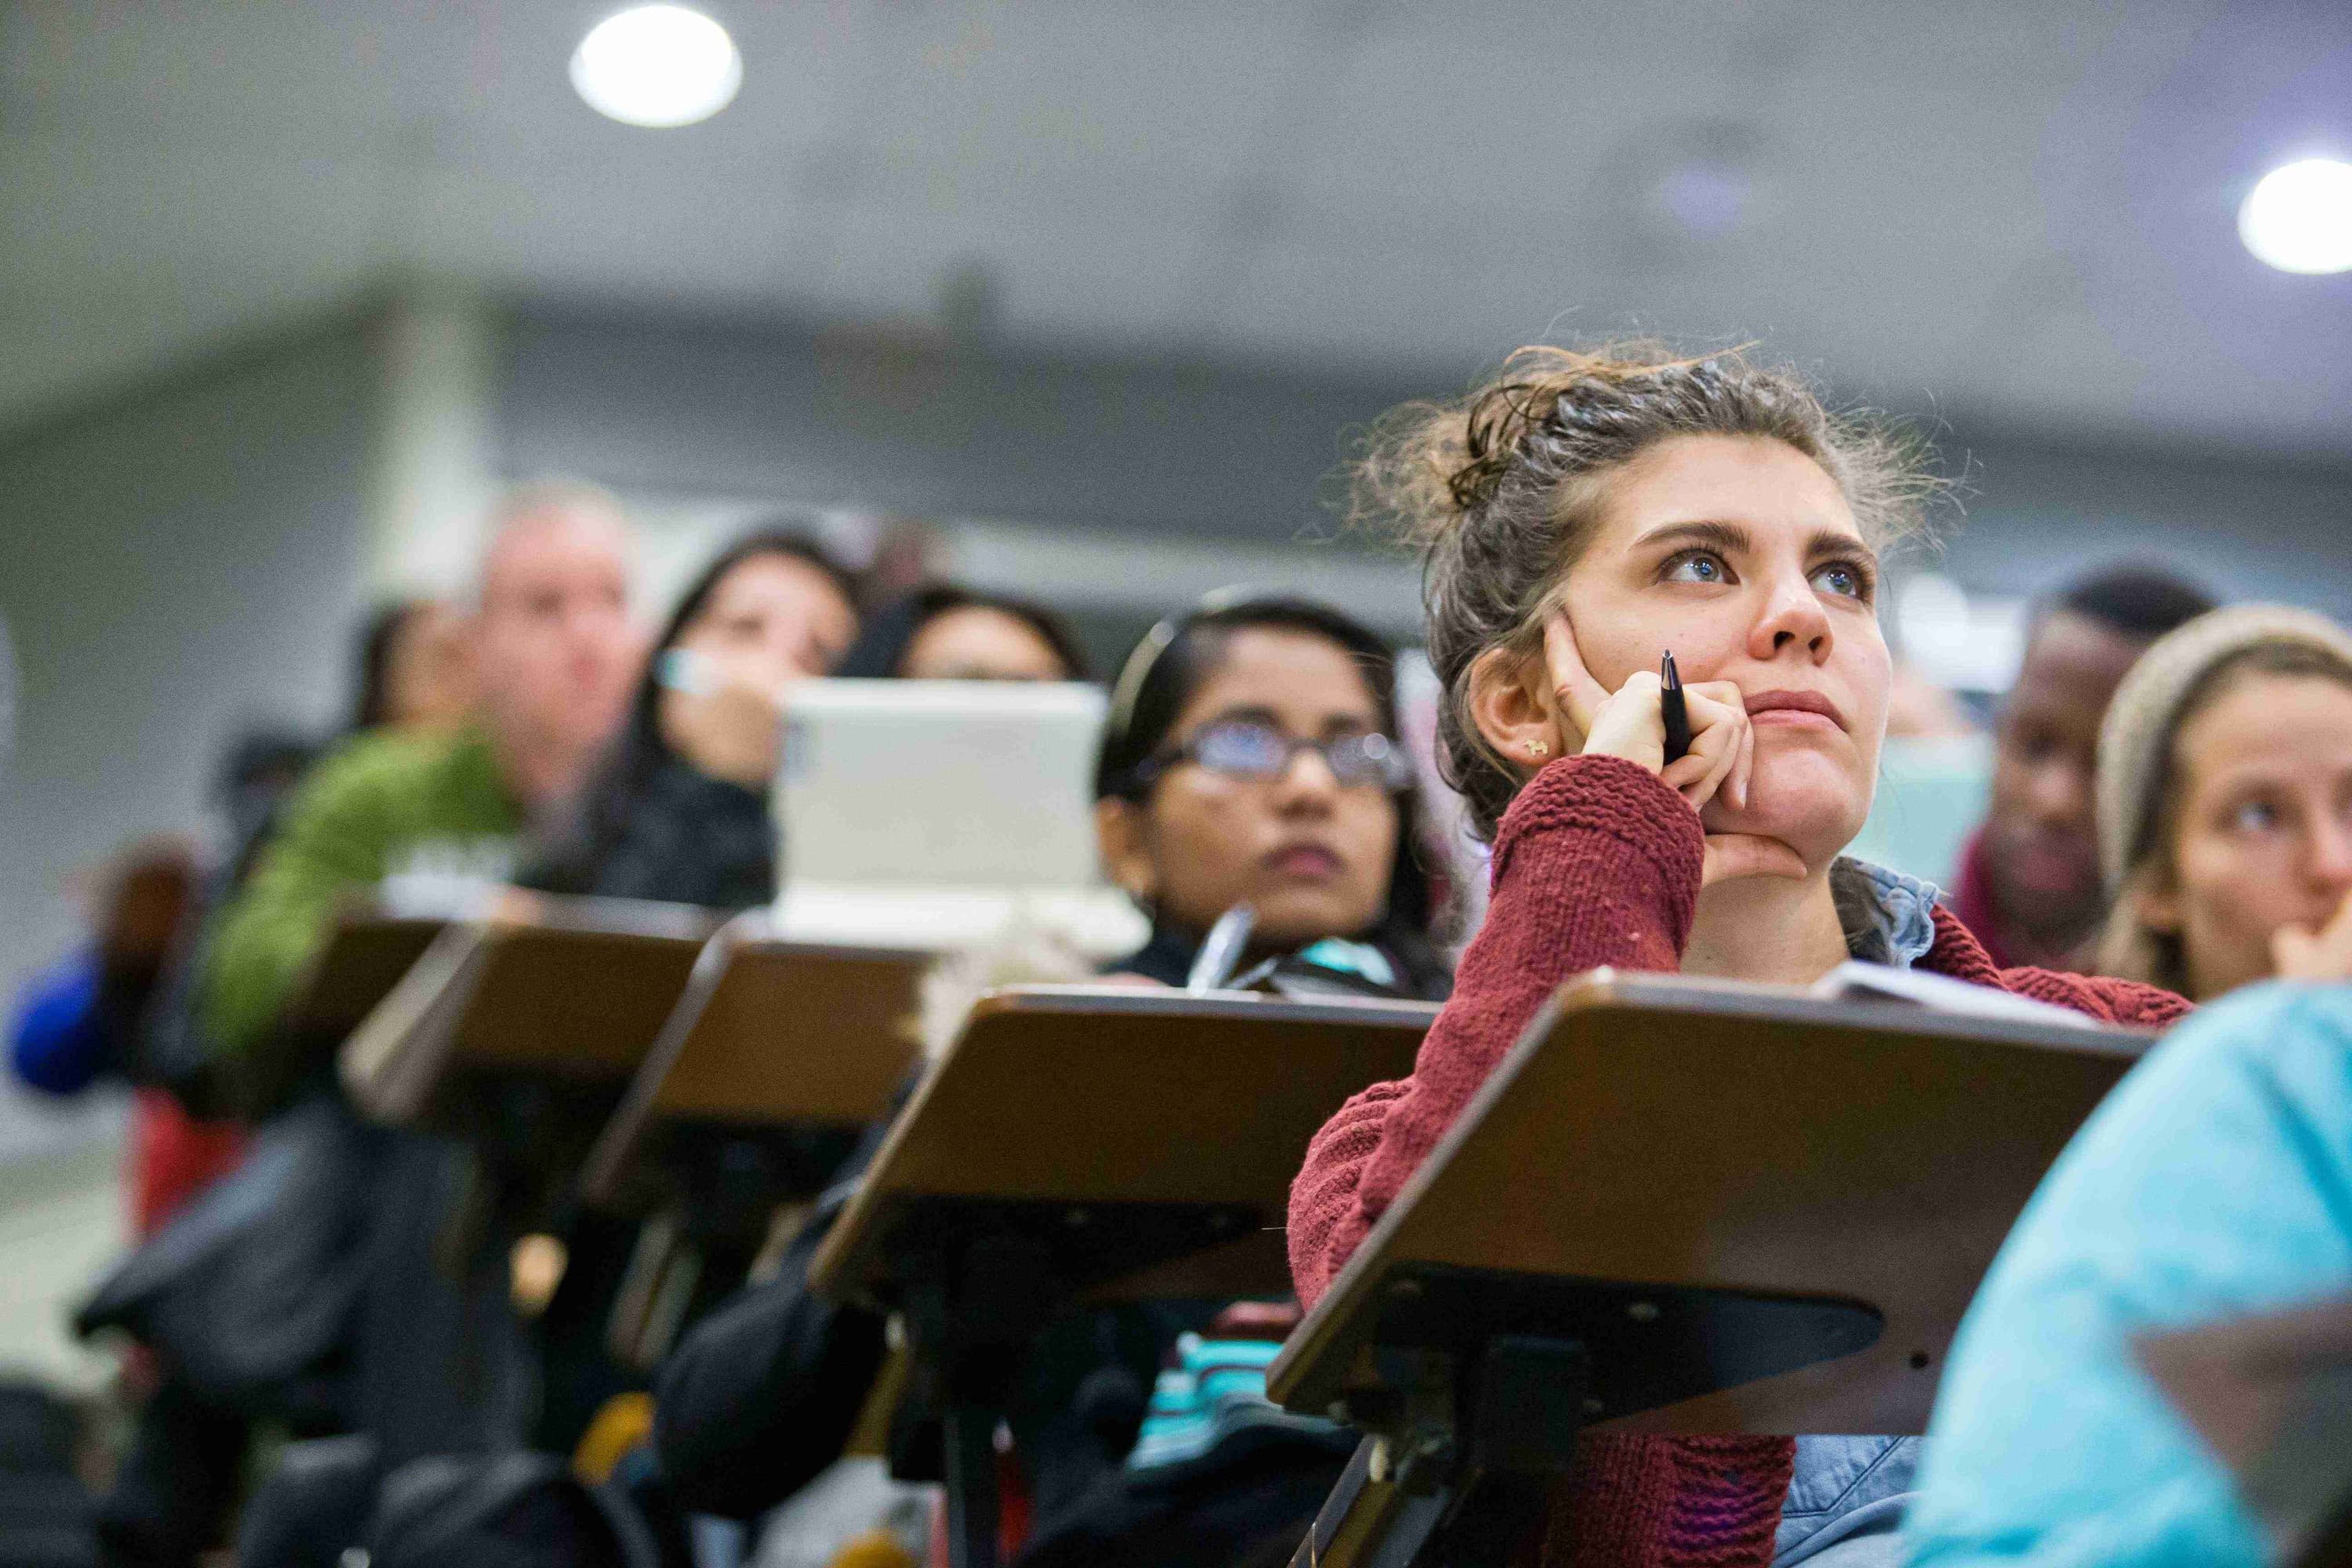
[1773,858,1944,1566]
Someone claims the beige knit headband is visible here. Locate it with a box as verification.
[2096,604,2352,894]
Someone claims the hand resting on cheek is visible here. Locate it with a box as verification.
[1541,612,1808,887]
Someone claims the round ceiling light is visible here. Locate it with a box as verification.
[570,5,742,129]
[2238,157,2352,275]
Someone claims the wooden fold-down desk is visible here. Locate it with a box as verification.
[339,896,716,1218]
[579,911,927,1219]
[281,913,448,1044]
[238,913,448,1107]
[810,983,1439,1568]
[573,915,931,1363]
[1265,968,2151,1568]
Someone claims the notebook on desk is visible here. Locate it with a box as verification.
[769,678,1146,957]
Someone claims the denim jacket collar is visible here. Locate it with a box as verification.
[1830,857,1942,971]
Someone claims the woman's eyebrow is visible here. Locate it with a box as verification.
[1806,528,1879,565]
[1631,519,1751,555]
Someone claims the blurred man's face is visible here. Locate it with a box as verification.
[1984,610,2149,945]
[474,506,637,786]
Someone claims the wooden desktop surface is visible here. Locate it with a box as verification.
[810,984,1438,1307]
[580,916,926,1203]
[342,898,715,1126]
[280,915,445,1042]
[1268,968,2148,1437]
[652,942,920,1121]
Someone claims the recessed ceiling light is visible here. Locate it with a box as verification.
[2238,157,2352,275]
[570,5,742,129]
[1656,160,1753,240]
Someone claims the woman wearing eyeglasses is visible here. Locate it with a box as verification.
[651,593,1449,1568]
[1090,591,1452,996]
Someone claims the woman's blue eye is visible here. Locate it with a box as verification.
[2230,799,2281,833]
[1812,563,1864,599]
[1665,552,1728,585]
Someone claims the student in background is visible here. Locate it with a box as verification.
[2092,605,2352,1000]
[840,583,1091,683]
[523,528,859,909]
[71,563,576,1568]
[13,583,484,1221]
[653,593,1448,1568]
[1089,591,1446,993]
[1288,345,2191,1568]
[10,735,313,1220]
[1951,566,2214,970]
[10,583,473,1128]
[1904,978,2352,1568]
[199,484,639,1096]
[119,485,643,1524]
[350,598,477,734]
[509,529,857,1457]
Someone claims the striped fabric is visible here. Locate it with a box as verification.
[1127,1330,1345,1473]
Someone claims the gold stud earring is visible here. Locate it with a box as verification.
[1527,739,1548,757]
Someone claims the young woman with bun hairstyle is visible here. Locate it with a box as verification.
[1287,344,2190,1568]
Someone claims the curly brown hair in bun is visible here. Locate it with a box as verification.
[1350,342,1941,841]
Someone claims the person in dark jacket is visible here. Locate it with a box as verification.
[652,591,1449,1568]
[524,528,861,908]
[521,543,1096,1454]
[511,528,863,1454]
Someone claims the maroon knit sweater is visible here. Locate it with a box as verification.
[1287,754,2189,1568]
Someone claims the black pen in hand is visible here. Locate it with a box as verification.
[1660,649,1693,766]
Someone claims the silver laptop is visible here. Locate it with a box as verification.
[770,678,1147,956]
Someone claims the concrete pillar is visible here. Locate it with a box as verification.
[361,285,501,597]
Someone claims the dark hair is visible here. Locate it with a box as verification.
[2046,564,2216,643]
[837,583,1091,682]
[1351,342,1941,842]
[352,600,430,732]
[1095,590,1439,961]
[215,729,321,890]
[525,528,858,897]
[605,525,858,770]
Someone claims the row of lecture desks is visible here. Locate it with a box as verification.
[286,898,2149,1568]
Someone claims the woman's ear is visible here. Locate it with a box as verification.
[1467,641,1564,773]
[1094,797,1159,904]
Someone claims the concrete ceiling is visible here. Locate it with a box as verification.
[5,0,2349,452]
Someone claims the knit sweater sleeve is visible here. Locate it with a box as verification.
[1919,906,2193,1029]
[1288,754,1704,1307]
